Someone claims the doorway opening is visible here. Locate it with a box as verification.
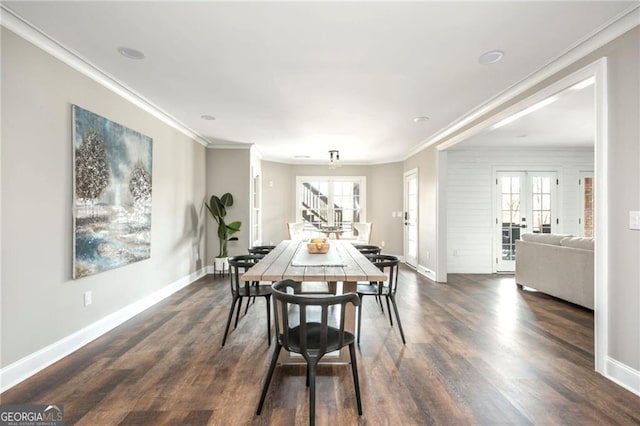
[435,58,608,373]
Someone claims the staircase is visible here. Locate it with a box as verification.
[301,182,343,230]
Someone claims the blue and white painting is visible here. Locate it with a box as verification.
[73,105,153,278]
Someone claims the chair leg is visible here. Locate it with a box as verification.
[357,297,363,344]
[256,342,282,415]
[348,343,363,415]
[390,296,406,344]
[307,358,319,426]
[222,296,239,346]
[234,297,244,328]
[385,296,393,326]
[266,295,271,345]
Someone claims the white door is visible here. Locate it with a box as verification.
[404,169,418,267]
[495,171,558,272]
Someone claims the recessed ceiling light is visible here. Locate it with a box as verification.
[294,155,310,159]
[479,50,504,65]
[200,114,216,121]
[413,116,430,123]
[117,46,145,60]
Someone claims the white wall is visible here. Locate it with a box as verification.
[446,148,594,273]
[1,29,207,370]
[205,148,252,261]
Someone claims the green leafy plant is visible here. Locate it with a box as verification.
[205,193,242,258]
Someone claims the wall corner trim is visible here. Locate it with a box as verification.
[0,268,208,393]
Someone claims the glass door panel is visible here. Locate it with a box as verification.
[495,171,557,272]
[499,174,523,266]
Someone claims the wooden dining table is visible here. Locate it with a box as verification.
[242,239,387,363]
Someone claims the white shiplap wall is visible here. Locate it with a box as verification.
[446,148,594,273]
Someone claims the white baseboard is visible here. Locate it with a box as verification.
[0,268,207,393]
[605,356,640,396]
[417,264,436,281]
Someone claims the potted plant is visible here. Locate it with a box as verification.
[205,192,242,273]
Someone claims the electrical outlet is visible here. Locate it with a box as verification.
[392,211,396,218]
[84,291,92,307]
[381,240,385,247]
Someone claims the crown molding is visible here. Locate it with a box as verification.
[405,4,640,159]
[0,5,212,148]
[207,144,252,150]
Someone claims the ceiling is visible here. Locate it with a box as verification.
[450,77,596,150]
[3,1,636,164]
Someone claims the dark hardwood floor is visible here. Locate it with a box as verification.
[2,267,639,425]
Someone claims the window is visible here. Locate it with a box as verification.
[296,176,366,237]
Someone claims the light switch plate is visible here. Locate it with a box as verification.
[629,211,640,230]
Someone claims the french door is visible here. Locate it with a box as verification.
[404,169,418,267]
[495,171,558,272]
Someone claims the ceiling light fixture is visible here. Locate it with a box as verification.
[329,150,340,169]
[493,95,558,129]
[117,46,145,60]
[478,50,504,65]
[413,116,430,123]
[200,114,216,121]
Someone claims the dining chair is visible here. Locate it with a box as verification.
[353,244,382,255]
[357,254,406,344]
[222,255,272,347]
[256,279,363,425]
[287,222,306,240]
[248,245,276,257]
[244,245,276,311]
[353,245,384,312]
[341,222,373,243]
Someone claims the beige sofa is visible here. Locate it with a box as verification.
[515,233,594,309]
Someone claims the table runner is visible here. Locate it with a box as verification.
[290,242,346,267]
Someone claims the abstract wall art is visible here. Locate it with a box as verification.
[72,105,153,278]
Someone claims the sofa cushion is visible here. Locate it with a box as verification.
[560,236,595,251]
[520,233,572,246]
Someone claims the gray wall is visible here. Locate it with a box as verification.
[1,28,207,367]
[405,27,640,371]
[260,161,404,255]
[205,149,252,260]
